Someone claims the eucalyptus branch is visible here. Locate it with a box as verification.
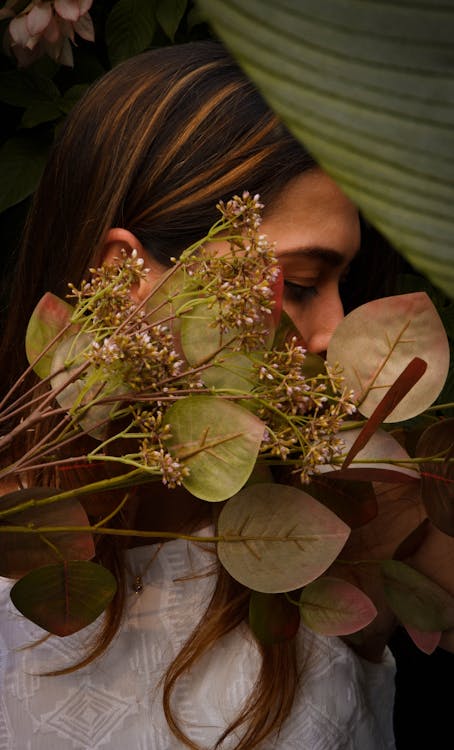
[92,492,132,529]
[424,402,454,413]
[0,469,148,519]
[0,320,74,412]
[2,191,451,643]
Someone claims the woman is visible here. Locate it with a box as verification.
[0,41,398,749]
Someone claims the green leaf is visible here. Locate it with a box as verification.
[50,333,124,439]
[299,576,377,636]
[198,350,259,392]
[199,0,454,297]
[145,265,197,347]
[327,293,450,421]
[0,488,95,579]
[25,292,75,378]
[156,0,187,41]
[50,331,93,408]
[381,559,454,632]
[10,561,117,636]
[0,70,60,108]
[164,395,265,501]
[417,419,454,536]
[0,70,63,127]
[180,298,270,391]
[60,83,91,114]
[0,135,50,212]
[21,101,63,128]
[249,590,300,645]
[106,0,157,67]
[217,483,350,592]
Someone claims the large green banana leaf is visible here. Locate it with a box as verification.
[199,1,454,298]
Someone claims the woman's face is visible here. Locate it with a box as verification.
[138,168,360,354]
[260,169,360,354]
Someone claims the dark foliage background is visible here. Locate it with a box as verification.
[0,0,212,329]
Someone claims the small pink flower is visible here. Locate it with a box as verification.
[42,14,60,44]
[4,0,94,67]
[8,15,32,47]
[54,0,88,23]
[73,11,94,42]
[26,1,52,35]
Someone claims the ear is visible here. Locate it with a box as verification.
[102,228,158,302]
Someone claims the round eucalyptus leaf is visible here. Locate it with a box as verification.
[404,625,441,655]
[199,351,260,393]
[50,332,93,410]
[217,483,350,592]
[10,561,117,637]
[164,395,265,501]
[0,488,94,578]
[327,293,449,421]
[249,590,300,645]
[145,265,197,334]
[180,298,272,392]
[25,292,74,378]
[299,576,377,636]
[381,559,454,632]
[50,334,123,439]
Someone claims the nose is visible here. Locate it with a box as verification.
[295,286,344,355]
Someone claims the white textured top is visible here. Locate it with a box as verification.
[0,530,396,749]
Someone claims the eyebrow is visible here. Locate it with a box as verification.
[276,246,348,268]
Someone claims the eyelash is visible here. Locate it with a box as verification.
[283,280,318,301]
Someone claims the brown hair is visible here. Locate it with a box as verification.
[1,41,315,749]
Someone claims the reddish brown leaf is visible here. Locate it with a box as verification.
[306,477,377,529]
[299,576,377,636]
[393,518,432,561]
[249,590,300,645]
[10,561,116,636]
[404,625,441,654]
[0,488,95,578]
[342,357,427,470]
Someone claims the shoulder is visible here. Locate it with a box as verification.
[276,626,397,750]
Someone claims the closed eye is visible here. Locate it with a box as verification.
[283,280,318,301]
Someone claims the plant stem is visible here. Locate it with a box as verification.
[0,469,149,519]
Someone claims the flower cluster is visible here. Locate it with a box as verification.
[255,339,356,482]
[13,194,359,493]
[90,325,184,392]
[3,189,451,652]
[180,192,281,350]
[132,409,190,488]
[67,248,147,327]
[0,0,94,67]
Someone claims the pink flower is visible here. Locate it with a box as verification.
[4,0,95,67]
